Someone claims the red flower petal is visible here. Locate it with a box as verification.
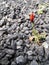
[29,13,35,22]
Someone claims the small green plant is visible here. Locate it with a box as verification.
[29,10,47,45]
[29,25,46,45]
[32,29,46,44]
[37,3,49,14]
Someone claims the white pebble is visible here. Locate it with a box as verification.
[5,4,9,7]
[17,46,21,49]
[42,42,48,49]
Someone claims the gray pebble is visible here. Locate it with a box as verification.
[36,46,44,56]
[28,55,33,61]
[27,50,33,55]
[5,49,15,55]
[0,19,4,26]
[16,40,23,46]
[44,48,49,59]
[25,30,29,34]
[11,61,16,65]
[30,60,38,65]
[16,55,25,64]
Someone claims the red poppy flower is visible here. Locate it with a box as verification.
[29,13,35,22]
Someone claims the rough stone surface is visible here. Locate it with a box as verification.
[0,0,49,65]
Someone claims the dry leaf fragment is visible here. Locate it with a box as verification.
[29,36,33,42]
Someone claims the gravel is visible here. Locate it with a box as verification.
[0,0,49,65]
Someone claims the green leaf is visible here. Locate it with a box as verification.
[38,4,45,9]
[37,9,43,14]
[39,32,46,39]
[32,29,38,35]
[37,4,46,14]
[32,28,46,43]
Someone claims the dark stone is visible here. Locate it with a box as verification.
[13,14,16,19]
[0,57,9,65]
[0,52,6,59]
[0,14,2,20]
